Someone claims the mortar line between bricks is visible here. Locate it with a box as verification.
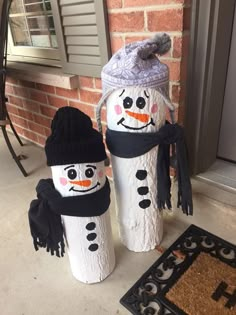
[170,43,174,58]
[69,100,99,108]
[9,122,39,139]
[7,99,46,111]
[36,102,63,111]
[11,119,29,130]
[169,81,173,100]
[159,57,182,62]
[120,33,125,43]
[11,114,38,129]
[108,4,183,13]
[111,31,183,37]
[145,5,183,11]
[7,98,100,115]
[46,94,84,103]
[7,83,55,95]
[7,103,38,115]
[7,101,44,115]
[6,128,47,148]
[7,101,56,116]
[122,34,183,42]
[8,85,56,98]
[144,10,147,32]
[16,126,47,140]
[79,87,102,93]
[32,112,52,121]
[6,92,50,104]
[10,112,51,128]
[92,77,96,89]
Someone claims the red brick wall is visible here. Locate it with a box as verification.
[6,0,191,177]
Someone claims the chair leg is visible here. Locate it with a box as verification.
[6,111,23,146]
[1,126,28,177]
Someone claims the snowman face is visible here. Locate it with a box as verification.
[51,161,106,197]
[106,87,167,133]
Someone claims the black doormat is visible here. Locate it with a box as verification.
[120,224,236,315]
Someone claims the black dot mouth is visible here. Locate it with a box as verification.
[69,182,100,193]
[117,117,155,130]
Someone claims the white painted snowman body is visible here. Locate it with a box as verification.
[51,161,115,284]
[106,86,168,252]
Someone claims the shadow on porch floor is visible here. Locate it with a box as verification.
[0,132,235,315]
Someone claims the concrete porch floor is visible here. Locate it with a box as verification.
[0,132,236,315]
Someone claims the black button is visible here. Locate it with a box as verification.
[87,233,97,241]
[88,244,99,251]
[137,186,149,195]
[86,222,96,230]
[139,199,151,209]
[136,170,147,180]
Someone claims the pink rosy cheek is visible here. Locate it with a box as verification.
[98,170,104,178]
[60,177,68,186]
[151,104,158,114]
[114,104,122,115]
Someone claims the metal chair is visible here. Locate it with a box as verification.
[0,0,27,177]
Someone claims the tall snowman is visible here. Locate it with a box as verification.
[96,34,193,252]
[28,107,115,283]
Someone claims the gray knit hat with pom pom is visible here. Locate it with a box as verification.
[101,33,171,96]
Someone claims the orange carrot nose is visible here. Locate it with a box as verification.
[69,180,91,187]
[125,110,150,123]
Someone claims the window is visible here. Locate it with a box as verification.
[8,0,111,77]
[8,0,60,64]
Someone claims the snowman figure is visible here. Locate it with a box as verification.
[97,34,193,252]
[28,107,115,283]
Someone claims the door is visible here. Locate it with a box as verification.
[218,5,236,162]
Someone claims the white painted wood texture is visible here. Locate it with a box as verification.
[51,162,115,283]
[106,87,167,252]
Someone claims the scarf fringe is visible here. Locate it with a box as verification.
[157,184,192,215]
[157,197,172,210]
[33,237,65,258]
[177,190,193,216]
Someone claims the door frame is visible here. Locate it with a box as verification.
[184,0,236,175]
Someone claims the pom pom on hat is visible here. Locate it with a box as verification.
[45,107,107,166]
[147,33,171,56]
[101,33,171,95]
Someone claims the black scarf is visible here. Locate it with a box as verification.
[106,123,193,215]
[28,177,110,257]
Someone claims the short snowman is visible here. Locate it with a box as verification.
[29,107,115,284]
[97,34,193,252]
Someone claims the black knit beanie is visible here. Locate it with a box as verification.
[45,107,107,166]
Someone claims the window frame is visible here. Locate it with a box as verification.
[7,0,111,76]
[50,0,111,77]
[7,0,60,65]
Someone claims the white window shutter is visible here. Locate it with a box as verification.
[51,0,111,77]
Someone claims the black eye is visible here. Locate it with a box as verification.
[123,97,133,109]
[85,168,94,178]
[67,169,77,180]
[136,97,146,109]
